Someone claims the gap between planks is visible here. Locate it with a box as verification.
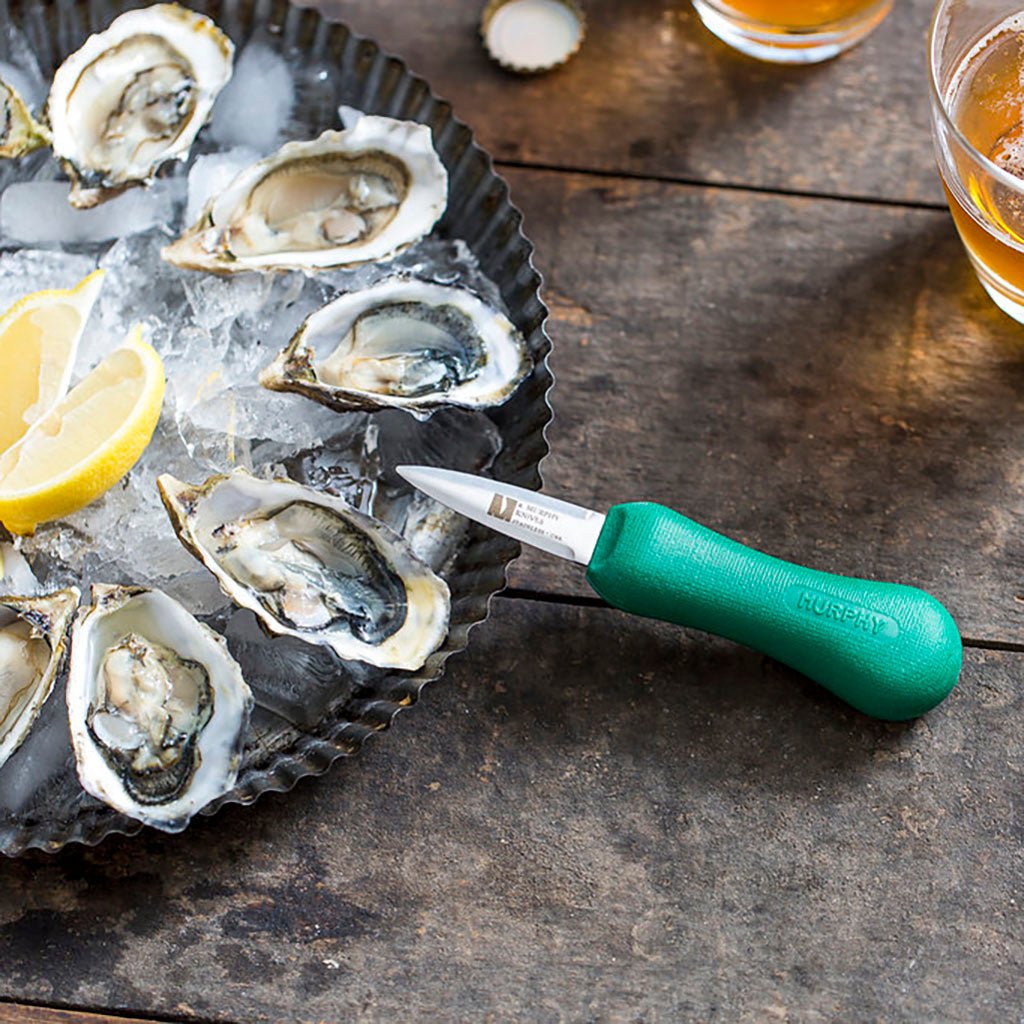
[497,590,1024,653]
[493,157,950,213]
[0,1002,240,1024]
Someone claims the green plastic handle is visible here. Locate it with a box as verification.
[585,503,962,721]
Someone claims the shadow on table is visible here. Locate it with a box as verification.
[647,213,1024,620]
[0,593,991,1021]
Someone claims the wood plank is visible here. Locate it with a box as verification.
[0,597,1019,1022]
[488,167,1024,644]
[0,1007,173,1024]
[308,0,943,205]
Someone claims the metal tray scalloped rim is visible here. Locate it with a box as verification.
[0,0,553,855]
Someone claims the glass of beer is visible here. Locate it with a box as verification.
[691,0,893,63]
[930,0,1024,322]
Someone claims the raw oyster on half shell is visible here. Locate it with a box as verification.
[157,470,451,670]
[0,77,49,158]
[47,3,234,208]
[0,589,78,771]
[162,116,448,273]
[67,584,252,831]
[259,277,531,417]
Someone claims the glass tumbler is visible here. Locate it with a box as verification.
[691,0,893,63]
[930,0,1024,322]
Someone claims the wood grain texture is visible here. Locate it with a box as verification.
[307,0,944,205]
[2,5,1019,1021]
[0,1006,170,1024]
[495,168,1024,643]
[0,597,1020,1023]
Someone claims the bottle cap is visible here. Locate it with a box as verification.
[480,0,586,74]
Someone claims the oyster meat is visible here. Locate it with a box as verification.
[0,77,49,159]
[259,277,532,416]
[0,589,78,771]
[47,3,234,208]
[158,471,451,670]
[67,584,252,831]
[162,116,448,274]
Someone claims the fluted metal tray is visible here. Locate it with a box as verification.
[0,0,552,855]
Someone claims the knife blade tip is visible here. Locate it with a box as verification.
[395,464,430,489]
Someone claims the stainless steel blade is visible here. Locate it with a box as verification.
[396,466,606,565]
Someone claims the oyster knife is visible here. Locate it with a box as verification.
[396,466,963,721]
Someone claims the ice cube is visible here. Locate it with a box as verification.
[181,385,344,458]
[172,271,319,418]
[0,60,41,111]
[76,313,168,384]
[182,270,273,331]
[0,544,39,595]
[235,271,317,347]
[162,325,233,417]
[285,423,385,513]
[184,147,260,226]
[0,26,47,109]
[88,231,190,370]
[0,179,185,246]
[0,249,97,315]
[393,237,508,309]
[304,239,509,313]
[338,105,364,130]
[209,41,295,154]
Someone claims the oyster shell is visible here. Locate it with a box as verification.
[47,4,234,208]
[162,117,448,274]
[0,589,78,771]
[157,471,451,670]
[67,584,252,831]
[259,278,532,416]
[0,76,49,159]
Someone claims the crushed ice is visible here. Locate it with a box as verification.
[11,232,506,612]
[209,40,296,154]
[0,544,38,595]
[0,48,509,624]
[0,22,517,831]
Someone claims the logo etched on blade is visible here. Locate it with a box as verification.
[487,493,518,522]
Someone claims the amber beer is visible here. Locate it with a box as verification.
[939,16,1024,304]
[716,0,886,28]
[691,0,892,63]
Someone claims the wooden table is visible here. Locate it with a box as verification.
[3,1,1023,1021]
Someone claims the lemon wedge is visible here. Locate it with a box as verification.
[0,269,106,456]
[0,326,166,535]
